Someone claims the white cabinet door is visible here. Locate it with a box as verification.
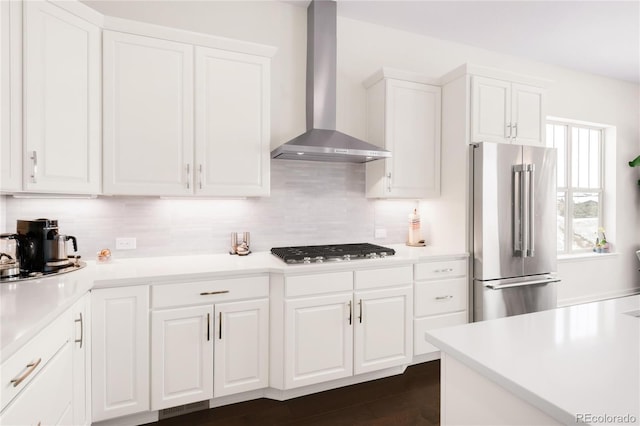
[0,0,21,192]
[22,0,100,193]
[354,286,413,374]
[366,76,441,199]
[0,343,73,426]
[384,80,441,198]
[284,293,353,389]
[103,30,194,196]
[151,305,213,410]
[511,83,545,147]
[471,76,511,144]
[91,286,149,422]
[72,294,91,426]
[214,299,268,397]
[195,47,270,197]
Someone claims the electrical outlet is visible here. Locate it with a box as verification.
[374,228,387,239]
[115,237,137,250]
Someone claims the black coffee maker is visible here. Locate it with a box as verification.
[16,219,78,274]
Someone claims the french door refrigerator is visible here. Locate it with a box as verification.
[472,142,560,321]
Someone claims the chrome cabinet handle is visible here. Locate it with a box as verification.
[200,290,229,296]
[358,299,363,324]
[30,151,38,183]
[198,164,203,189]
[186,164,191,189]
[434,268,454,273]
[505,123,512,139]
[218,312,222,340]
[435,295,453,300]
[348,300,352,325]
[75,313,83,348]
[387,172,392,192]
[10,358,42,387]
[513,123,518,139]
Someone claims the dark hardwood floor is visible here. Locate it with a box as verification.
[153,360,440,426]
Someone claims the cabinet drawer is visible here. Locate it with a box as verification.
[152,275,269,308]
[0,342,73,425]
[414,311,468,355]
[285,271,352,298]
[354,265,412,290]
[414,278,467,316]
[1,308,71,411]
[414,259,467,280]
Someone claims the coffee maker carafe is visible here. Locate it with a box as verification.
[16,219,78,273]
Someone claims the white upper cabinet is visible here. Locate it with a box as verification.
[0,0,22,192]
[364,69,441,199]
[22,0,101,193]
[195,47,270,197]
[103,30,194,196]
[471,75,545,146]
[102,22,275,197]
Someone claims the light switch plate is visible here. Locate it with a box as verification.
[116,237,137,250]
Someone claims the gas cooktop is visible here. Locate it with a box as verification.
[271,243,395,264]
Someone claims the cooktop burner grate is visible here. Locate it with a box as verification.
[271,243,395,264]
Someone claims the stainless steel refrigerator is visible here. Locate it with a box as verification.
[472,142,560,321]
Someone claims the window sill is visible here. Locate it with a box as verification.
[558,252,618,263]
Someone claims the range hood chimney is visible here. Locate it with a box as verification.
[271,0,390,163]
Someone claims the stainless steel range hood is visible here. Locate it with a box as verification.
[271,0,390,163]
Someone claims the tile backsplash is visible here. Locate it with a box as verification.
[3,160,422,258]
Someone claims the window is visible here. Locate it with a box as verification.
[546,121,604,254]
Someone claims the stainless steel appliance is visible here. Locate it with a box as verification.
[271,243,395,264]
[270,0,390,163]
[472,142,560,321]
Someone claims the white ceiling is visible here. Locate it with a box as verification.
[293,0,640,84]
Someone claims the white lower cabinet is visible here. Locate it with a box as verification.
[151,305,213,410]
[0,295,89,426]
[274,266,414,390]
[354,286,413,374]
[214,299,269,397]
[91,285,150,422]
[150,275,269,410]
[71,293,91,425]
[413,258,469,356]
[284,293,354,389]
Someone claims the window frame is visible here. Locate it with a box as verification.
[546,120,604,254]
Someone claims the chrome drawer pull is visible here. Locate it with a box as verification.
[11,358,42,387]
[75,313,83,348]
[200,290,229,296]
[435,295,454,300]
[434,268,454,273]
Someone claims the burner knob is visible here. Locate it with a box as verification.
[380,252,388,258]
[315,256,324,263]
[343,254,351,261]
[303,257,311,264]
[367,253,379,259]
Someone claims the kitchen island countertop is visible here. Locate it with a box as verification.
[426,294,640,425]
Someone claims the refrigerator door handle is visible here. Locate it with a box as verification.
[513,165,525,257]
[486,278,561,290]
[527,164,536,257]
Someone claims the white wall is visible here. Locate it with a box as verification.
[9,1,637,303]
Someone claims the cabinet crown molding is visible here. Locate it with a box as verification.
[363,67,440,88]
[439,63,554,88]
[102,15,277,58]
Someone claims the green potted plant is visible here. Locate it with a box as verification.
[630,155,640,186]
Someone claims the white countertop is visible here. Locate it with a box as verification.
[1,244,466,363]
[425,295,640,425]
